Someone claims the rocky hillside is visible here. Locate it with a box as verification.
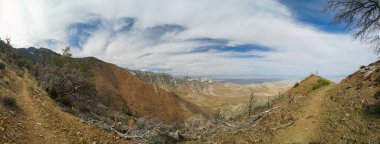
[130,70,214,95]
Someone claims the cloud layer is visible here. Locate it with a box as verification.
[0,0,377,77]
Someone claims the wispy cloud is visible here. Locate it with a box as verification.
[0,0,376,77]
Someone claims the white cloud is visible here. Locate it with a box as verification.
[0,0,377,78]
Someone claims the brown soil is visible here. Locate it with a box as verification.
[272,85,333,143]
[82,57,210,123]
[0,67,132,143]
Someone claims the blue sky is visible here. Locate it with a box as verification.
[0,0,376,78]
[280,0,346,33]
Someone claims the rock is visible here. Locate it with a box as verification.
[0,127,4,131]
[343,86,351,90]
[131,70,215,95]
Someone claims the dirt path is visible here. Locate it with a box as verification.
[17,75,71,143]
[5,72,132,143]
[273,85,334,144]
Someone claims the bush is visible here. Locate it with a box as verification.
[59,95,74,108]
[46,88,58,99]
[46,88,74,108]
[0,62,5,70]
[360,65,366,69]
[293,82,300,88]
[2,97,17,107]
[312,78,330,90]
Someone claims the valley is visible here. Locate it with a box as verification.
[131,70,294,117]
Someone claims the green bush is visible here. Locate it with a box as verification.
[293,82,300,88]
[46,88,58,99]
[0,62,5,70]
[60,95,74,108]
[46,88,74,108]
[214,109,223,122]
[2,97,17,107]
[312,78,330,90]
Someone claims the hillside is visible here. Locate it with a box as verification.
[16,47,209,124]
[209,74,335,143]
[208,66,380,143]
[0,47,131,143]
[82,58,210,123]
[318,61,380,143]
[0,43,212,143]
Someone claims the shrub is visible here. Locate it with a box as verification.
[360,65,366,69]
[2,97,17,107]
[293,82,300,88]
[0,62,5,70]
[46,88,74,108]
[46,88,58,99]
[214,109,223,122]
[59,95,74,108]
[312,78,330,90]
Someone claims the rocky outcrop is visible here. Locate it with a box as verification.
[129,70,293,115]
[130,70,215,95]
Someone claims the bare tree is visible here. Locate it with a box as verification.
[325,0,380,53]
[62,46,72,57]
[5,36,10,45]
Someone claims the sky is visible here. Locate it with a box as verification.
[0,0,377,78]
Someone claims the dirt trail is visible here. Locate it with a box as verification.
[273,85,334,144]
[3,72,132,143]
[17,75,70,143]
